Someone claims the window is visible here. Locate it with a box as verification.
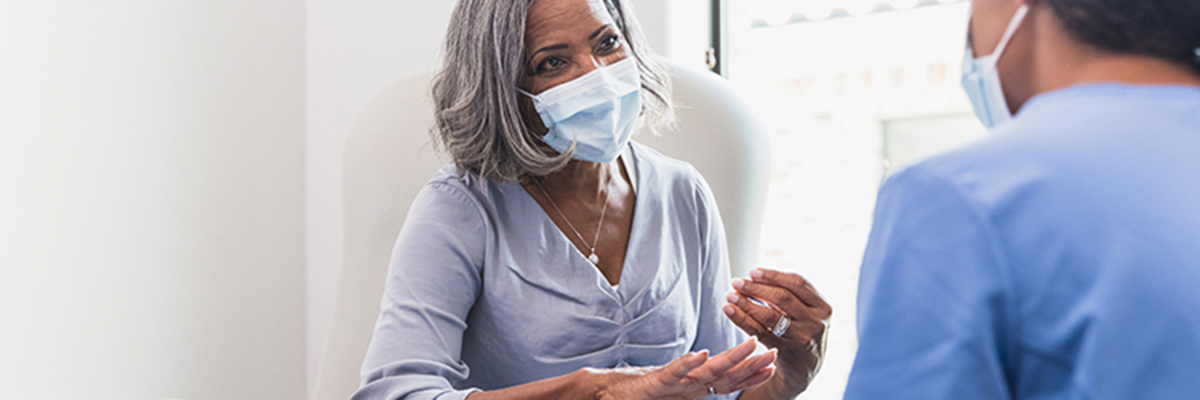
[723,1,984,397]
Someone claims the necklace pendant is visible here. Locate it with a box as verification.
[588,253,600,265]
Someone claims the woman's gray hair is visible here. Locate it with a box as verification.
[431,0,675,183]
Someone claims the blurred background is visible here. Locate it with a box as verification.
[0,0,982,399]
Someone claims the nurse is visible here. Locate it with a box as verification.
[846,0,1200,398]
[352,0,830,399]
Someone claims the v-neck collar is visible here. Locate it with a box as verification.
[513,142,648,303]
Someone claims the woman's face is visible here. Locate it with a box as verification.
[519,0,631,95]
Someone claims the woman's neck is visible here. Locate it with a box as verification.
[537,159,619,204]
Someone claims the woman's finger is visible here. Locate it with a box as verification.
[727,291,789,338]
[750,268,833,318]
[727,365,776,393]
[733,278,813,322]
[662,350,709,381]
[708,349,777,391]
[722,303,782,345]
[685,338,757,383]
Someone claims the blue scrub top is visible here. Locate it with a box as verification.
[846,84,1200,399]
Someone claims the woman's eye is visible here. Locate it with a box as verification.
[536,57,565,73]
[599,34,621,51]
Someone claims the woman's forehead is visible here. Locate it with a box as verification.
[526,0,615,41]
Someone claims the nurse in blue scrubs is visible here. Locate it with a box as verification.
[846,0,1200,398]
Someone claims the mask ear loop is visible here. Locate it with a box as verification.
[989,5,1030,59]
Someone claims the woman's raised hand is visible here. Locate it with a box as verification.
[722,268,832,394]
[592,338,776,400]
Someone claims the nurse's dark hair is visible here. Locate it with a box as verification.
[1034,0,1200,75]
[431,0,675,183]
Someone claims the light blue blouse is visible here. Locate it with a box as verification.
[353,142,747,400]
[846,84,1200,399]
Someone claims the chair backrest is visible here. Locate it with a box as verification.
[311,62,771,400]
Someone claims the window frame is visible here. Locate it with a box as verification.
[709,0,728,76]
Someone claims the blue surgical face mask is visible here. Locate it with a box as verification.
[518,57,642,163]
[962,5,1029,129]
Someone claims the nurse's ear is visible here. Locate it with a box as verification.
[969,0,1029,57]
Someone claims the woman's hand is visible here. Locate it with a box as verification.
[591,338,777,400]
[723,268,832,394]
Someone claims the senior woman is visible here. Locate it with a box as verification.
[351,0,830,399]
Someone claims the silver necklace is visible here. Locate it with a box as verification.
[533,174,611,265]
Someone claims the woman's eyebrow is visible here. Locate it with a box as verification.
[531,43,569,60]
[589,24,612,40]
[529,24,614,60]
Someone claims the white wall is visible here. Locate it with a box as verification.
[302,0,704,394]
[0,1,307,399]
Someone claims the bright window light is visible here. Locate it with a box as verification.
[800,0,834,21]
[841,0,878,17]
[725,2,985,398]
[886,0,922,10]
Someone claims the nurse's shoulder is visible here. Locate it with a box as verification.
[890,99,1081,205]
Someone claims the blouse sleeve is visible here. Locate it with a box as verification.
[352,182,488,400]
[687,168,750,400]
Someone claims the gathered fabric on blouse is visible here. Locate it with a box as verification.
[352,141,747,400]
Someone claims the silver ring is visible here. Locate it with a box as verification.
[771,314,791,337]
[708,385,717,395]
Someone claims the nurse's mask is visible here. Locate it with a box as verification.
[518,57,642,164]
[962,5,1029,129]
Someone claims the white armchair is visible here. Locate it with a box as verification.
[311,62,771,400]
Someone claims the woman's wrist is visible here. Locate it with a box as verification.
[463,368,613,400]
[744,369,806,400]
[739,372,806,400]
[570,368,609,400]
[772,367,810,397]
